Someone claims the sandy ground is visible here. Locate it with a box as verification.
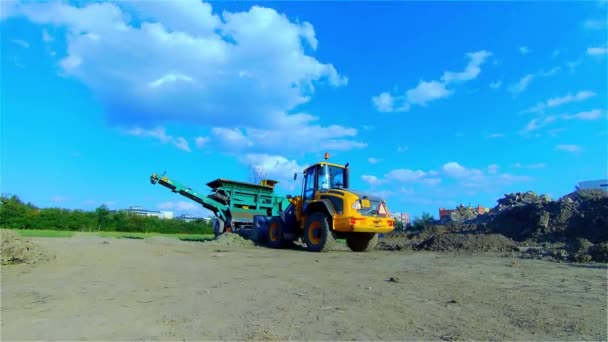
[1,236,606,341]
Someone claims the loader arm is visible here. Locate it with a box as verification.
[150,173,229,221]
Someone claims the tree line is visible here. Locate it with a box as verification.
[0,194,214,235]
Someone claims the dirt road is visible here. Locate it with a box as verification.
[1,236,606,341]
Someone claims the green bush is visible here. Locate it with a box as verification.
[0,194,213,235]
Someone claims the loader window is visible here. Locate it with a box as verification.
[319,165,345,189]
[303,168,316,200]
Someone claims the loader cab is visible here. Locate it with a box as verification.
[296,153,350,202]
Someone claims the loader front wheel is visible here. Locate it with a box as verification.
[266,217,283,249]
[346,233,378,252]
[303,212,336,252]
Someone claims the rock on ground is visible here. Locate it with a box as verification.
[1,229,55,265]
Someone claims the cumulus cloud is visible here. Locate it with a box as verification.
[489,81,502,89]
[368,157,381,164]
[361,161,530,200]
[126,126,191,152]
[372,50,491,112]
[583,19,608,30]
[11,39,30,48]
[561,109,603,121]
[514,162,546,169]
[361,175,382,186]
[195,136,209,148]
[587,46,608,56]
[508,67,561,94]
[199,113,367,154]
[521,116,556,134]
[523,90,596,114]
[4,1,354,146]
[555,144,583,154]
[239,153,304,191]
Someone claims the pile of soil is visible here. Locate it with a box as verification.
[381,189,608,262]
[204,232,255,247]
[1,229,55,265]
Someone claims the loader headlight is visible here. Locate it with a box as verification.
[352,200,361,210]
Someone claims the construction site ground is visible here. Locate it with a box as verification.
[2,234,606,341]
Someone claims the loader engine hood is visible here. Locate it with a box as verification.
[321,188,389,216]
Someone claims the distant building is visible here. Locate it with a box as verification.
[439,204,489,219]
[390,212,411,225]
[120,206,174,219]
[576,179,608,192]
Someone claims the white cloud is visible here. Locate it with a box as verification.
[397,145,408,152]
[442,162,483,178]
[211,127,254,149]
[148,73,193,89]
[587,46,608,56]
[521,116,556,133]
[42,29,53,42]
[372,50,491,111]
[362,175,382,186]
[127,126,191,152]
[562,109,603,120]
[487,164,499,174]
[372,92,404,112]
[555,145,583,154]
[508,74,535,93]
[583,19,608,30]
[440,50,492,83]
[4,1,351,141]
[52,195,67,202]
[11,39,30,48]
[489,81,502,89]
[519,46,530,55]
[514,162,547,169]
[195,136,209,148]
[204,113,367,154]
[508,67,561,94]
[385,169,429,182]
[239,154,304,191]
[368,157,381,164]
[406,80,452,106]
[567,59,583,73]
[487,133,505,138]
[523,90,596,114]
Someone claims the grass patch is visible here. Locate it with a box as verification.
[8,229,213,241]
[11,229,75,238]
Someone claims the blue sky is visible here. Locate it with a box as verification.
[1,0,607,220]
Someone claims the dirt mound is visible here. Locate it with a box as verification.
[378,231,516,253]
[418,233,517,253]
[1,229,55,265]
[487,189,608,244]
[204,232,255,247]
[384,189,607,262]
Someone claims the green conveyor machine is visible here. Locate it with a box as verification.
[150,172,291,236]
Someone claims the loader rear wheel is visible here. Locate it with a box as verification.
[266,217,283,249]
[303,212,336,252]
[346,233,378,252]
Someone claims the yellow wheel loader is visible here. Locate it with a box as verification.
[253,153,395,252]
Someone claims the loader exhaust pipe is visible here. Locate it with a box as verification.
[344,163,350,188]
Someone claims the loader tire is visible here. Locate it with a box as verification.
[303,212,336,252]
[266,217,284,249]
[346,233,378,252]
